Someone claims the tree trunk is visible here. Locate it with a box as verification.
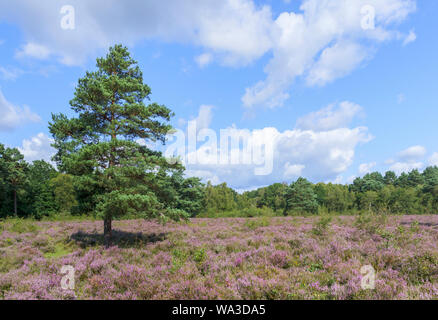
[13,189,17,216]
[104,217,112,249]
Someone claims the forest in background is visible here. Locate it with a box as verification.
[1,45,437,222]
[1,142,438,220]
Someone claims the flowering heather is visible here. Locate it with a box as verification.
[1,215,438,300]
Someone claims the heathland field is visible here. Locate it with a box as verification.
[1,215,438,300]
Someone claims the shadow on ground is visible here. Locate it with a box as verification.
[70,230,167,248]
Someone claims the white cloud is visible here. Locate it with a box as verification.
[403,29,416,46]
[195,53,213,68]
[177,118,187,128]
[0,89,41,131]
[0,0,273,67]
[346,175,357,184]
[385,158,395,165]
[18,133,56,163]
[182,126,371,189]
[185,169,221,185]
[177,102,372,189]
[428,153,438,167]
[242,0,416,108]
[284,163,305,178]
[174,105,214,133]
[397,145,426,162]
[16,42,51,60]
[0,1,415,108]
[359,162,377,175]
[193,105,214,131]
[296,101,363,131]
[385,145,428,174]
[306,41,370,86]
[389,161,423,175]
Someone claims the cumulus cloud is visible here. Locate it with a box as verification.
[242,0,416,108]
[0,0,415,108]
[306,41,370,87]
[0,0,273,67]
[385,145,427,174]
[170,102,372,189]
[389,161,423,175]
[359,162,377,175]
[284,163,305,178]
[0,89,41,131]
[15,42,51,60]
[397,145,426,162]
[18,133,56,163]
[428,153,438,167]
[295,101,363,131]
[193,105,214,131]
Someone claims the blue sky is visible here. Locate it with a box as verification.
[0,0,437,190]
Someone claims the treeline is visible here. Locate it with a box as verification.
[2,142,438,219]
[201,168,438,217]
[0,143,205,219]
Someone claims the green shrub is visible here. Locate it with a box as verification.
[198,206,278,218]
[312,215,332,236]
[193,247,208,264]
[44,242,74,259]
[9,219,39,234]
[401,253,438,285]
[244,217,271,230]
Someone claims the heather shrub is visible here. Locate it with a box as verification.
[312,215,332,236]
[0,253,26,273]
[193,247,208,265]
[171,248,189,272]
[354,212,383,234]
[8,219,39,234]
[32,235,50,248]
[244,217,271,230]
[401,253,438,285]
[1,216,438,300]
[410,220,420,233]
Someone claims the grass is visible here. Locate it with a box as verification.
[43,241,75,259]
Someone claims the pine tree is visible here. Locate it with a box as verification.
[49,45,187,247]
[26,160,58,219]
[0,144,28,216]
[283,177,318,215]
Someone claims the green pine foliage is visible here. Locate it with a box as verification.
[48,45,195,246]
[283,178,319,215]
[0,144,29,217]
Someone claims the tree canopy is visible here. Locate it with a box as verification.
[49,45,193,246]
